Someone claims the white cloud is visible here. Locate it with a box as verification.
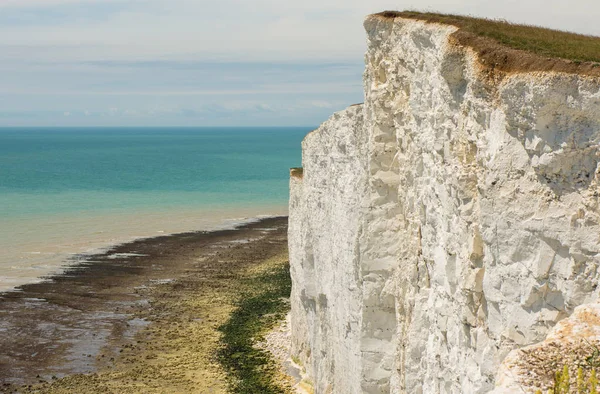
[1,0,599,126]
[310,101,334,108]
[2,0,598,63]
[0,0,133,7]
[0,84,362,97]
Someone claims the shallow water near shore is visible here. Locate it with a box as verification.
[0,127,307,291]
[0,204,287,292]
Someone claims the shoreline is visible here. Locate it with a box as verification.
[0,216,290,393]
[0,207,288,294]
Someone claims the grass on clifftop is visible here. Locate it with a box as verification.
[375,11,600,76]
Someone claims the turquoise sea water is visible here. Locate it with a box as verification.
[0,127,308,291]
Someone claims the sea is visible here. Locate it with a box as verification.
[0,127,309,292]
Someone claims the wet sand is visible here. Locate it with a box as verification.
[0,216,289,393]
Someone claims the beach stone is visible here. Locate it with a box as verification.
[289,14,600,394]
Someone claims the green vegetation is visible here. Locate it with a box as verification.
[376,11,600,74]
[526,340,600,393]
[217,260,293,394]
[536,366,599,393]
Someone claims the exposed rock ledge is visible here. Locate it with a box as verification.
[289,14,600,394]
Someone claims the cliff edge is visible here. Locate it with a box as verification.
[289,12,600,393]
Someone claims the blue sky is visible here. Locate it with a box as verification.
[1,0,599,127]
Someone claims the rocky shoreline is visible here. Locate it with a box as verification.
[0,216,290,393]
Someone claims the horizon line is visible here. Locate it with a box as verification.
[0,125,318,128]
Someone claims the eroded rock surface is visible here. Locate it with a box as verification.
[494,302,600,393]
[289,15,600,394]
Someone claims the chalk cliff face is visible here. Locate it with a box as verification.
[289,14,600,394]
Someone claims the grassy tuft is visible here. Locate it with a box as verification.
[542,365,599,393]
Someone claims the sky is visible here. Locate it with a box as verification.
[1,0,599,127]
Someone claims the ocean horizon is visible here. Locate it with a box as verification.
[0,126,309,292]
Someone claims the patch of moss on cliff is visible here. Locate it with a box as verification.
[290,167,304,179]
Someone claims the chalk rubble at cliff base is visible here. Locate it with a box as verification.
[289,14,600,394]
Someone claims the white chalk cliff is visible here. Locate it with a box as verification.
[289,13,600,394]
